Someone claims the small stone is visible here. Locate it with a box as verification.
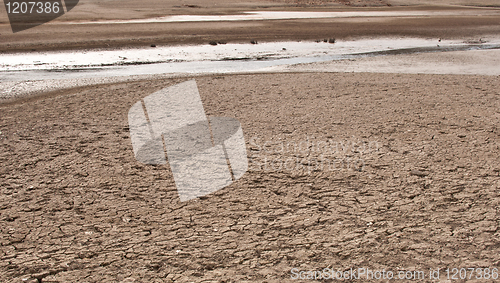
[4,216,15,222]
[209,41,218,46]
[328,38,336,43]
[410,170,429,177]
[150,44,156,47]
[250,40,258,44]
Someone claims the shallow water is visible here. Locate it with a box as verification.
[1,37,499,82]
[1,39,499,100]
[63,10,500,24]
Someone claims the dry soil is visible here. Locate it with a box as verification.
[1,73,500,282]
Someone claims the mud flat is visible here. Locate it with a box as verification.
[1,1,500,52]
[1,0,500,282]
[1,72,500,282]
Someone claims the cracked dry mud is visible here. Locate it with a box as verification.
[1,73,500,282]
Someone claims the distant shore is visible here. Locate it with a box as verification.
[0,1,499,53]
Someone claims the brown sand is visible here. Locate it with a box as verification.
[1,73,500,282]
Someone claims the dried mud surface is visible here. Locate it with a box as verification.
[1,73,500,282]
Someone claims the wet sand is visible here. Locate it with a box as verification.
[277,48,500,75]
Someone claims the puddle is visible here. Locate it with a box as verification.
[2,37,500,81]
[61,10,500,25]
